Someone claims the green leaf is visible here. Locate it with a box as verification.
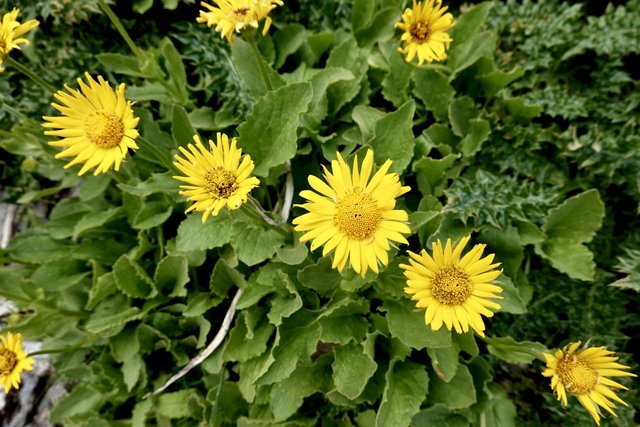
[413,69,455,122]
[160,38,188,103]
[154,254,190,297]
[381,43,413,108]
[307,67,355,122]
[231,222,286,266]
[536,239,597,281]
[368,101,416,174]
[318,298,370,345]
[231,38,284,98]
[110,327,140,363]
[333,341,378,400]
[176,211,234,252]
[449,2,494,46]
[542,189,605,242]
[382,299,451,350]
[448,96,479,137]
[78,174,112,201]
[504,98,542,123]
[273,24,306,68]
[156,389,201,419]
[49,384,105,424]
[238,82,313,176]
[477,67,524,99]
[73,207,124,239]
[118,173,178,198]
[428,364,476,410]
[427,342,460,383]
[495,275,527,314]
[0,270,42,302]
[276,241,309,265]
[458,118,490,158]
[113,255,155,298]
[122,354,144,391]
[412,153,460,196]
[225,312,274,362]
[409,211,440,234]
[355,7,397,48]
[85,307,143,334]
[96,53,144,77]
[485,336,548,364]
[448,32,497,78]
[298,257,341,296]
[8,233,73,263]
[172,104,196,148]
[31,260,89,291]
[412,406,469,427]
[376,360,429,427]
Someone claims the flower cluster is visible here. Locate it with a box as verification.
[0,332,34,393]
[0,8,39,72]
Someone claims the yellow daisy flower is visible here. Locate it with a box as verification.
[0,332,35,393]
[400,236,503,337]
[292,150,411,276]
[542,341,636,426]
[196,0,284,42]
[395,0,456,65]
[173,133,260,223]
[42,73,140,176]
[0,8,39,72]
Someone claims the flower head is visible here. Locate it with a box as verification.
[400,236,502,337]
[42,73,139,176]
[395,0,456,65]
[0,332,34,393]
[196,0,284,42]
[293,150,411,276]
[0,8,39,72]
[543,341,636,425]
[173,133,260,222]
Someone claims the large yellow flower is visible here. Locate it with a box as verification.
[0,332,34,393]
[197,0,284,42]
[542,341,636,426]
[0,8,39,72]
[42,73,139,176]
[293,150,411,276]
[173,133,260,223]
[400,236,502,337]
[396,0,456,65]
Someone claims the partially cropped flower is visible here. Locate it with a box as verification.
[396,0,456,65]
[0,332,34,393]
[173,133,260,222]
[42,73,139,176]
[400,236,502,336]
[0,8,39,72]
[293,150,411,276]
[197,0,284,42]
[543,341,636,426]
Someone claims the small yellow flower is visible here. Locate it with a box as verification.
[542,341,636,426]
[196,0,284,42]
[173,133,260,222]
[0,332,35,393]
[293,150,411,277]
[42,73,140,176]
[395,0,456,65]
[0,8,39,72]
[400,236,503,337]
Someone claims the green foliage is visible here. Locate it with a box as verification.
[1,0,639,426]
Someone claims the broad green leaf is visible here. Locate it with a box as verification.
[481,387,517,427]
[381,42,413,107]
[485,336,548,364]
[85,307,143,334]
[353,105,386,142]
[49,384,105,424]
[0,270,42,302]
[413,69,455,121]
[318,298,370,345]
[410,211,440,233]
[352,0,377,31]
[156,389,201,419]
[8,233,73,263]
[73,207,123,239]
[449,2,493,46]
[122,354,143,391]
[542,189,605,242]
[448,32,497,78]
[225,312,274,362]
[276,241,309,265]
[354,7,397,48]
[161,38,188,103]
[210,259,245,297]
[368,101,416,174]
[110,327,140,363]
[459,118,490,158]
[31,260,89,291]
[504,98,542,122]
[176,211,234,252]
[536,239,596,281]
[183,292,219,317]
[131,399,153,427]
[307,67,355,121]
[494,275,527,314]
[477,67,524,99]
[382,299,451,349]
[231,38,284,97]
[267,272,303,326]
[376,360,429,427]
[333,341,378,400]
[97,53,144,77]
[326,38,368,114]
[448,97,479,137]
[86,272,118,310]
[429,364,476,410]
[412,153,460,196]
[127,82,172,103]
[427,342,460,383]
[154,254,189,297]
[231,222,286,266]
[238,82,313,176]
[171,104,196,148]
[78,174,111,201]
[412,405,469,427]
[274,24,306,68]
[298,257,341,296]
[113,255,155,298]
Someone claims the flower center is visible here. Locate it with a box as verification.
[334,188,381,240]
[85,111,124,149]
[557,357,599,394]
[0,348,17,375]
[205,166,238,199]
[411,21,430,42]
[234,7,250,19]
[0,39,7,53]
[431,266,473,305]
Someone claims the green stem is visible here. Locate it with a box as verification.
[3,56,56,93]
[97,0,144,61]
[137,135,178,174]
[248,39,273,91]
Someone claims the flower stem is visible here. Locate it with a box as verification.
[137,135,178,174]
[97,0,144,61]
[3,56,56,94]
[248,39,273,91]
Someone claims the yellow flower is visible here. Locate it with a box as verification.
[196,0,284,42]
[0,8,39,72]
[542,341,636,426]
[0,332,34,393]
[293,150,411,277]
[42,73,140,176]
[395,0,456,65]
[400,236,502,337]
[173,133,260,223]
